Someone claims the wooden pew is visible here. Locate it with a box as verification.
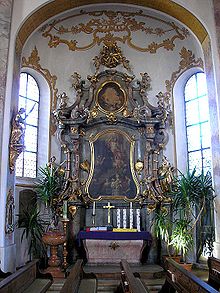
[118,259,149,293]
[60,259,97,293]
[0,259,53,293]
[207,256,220,290]
[159,258,218,293]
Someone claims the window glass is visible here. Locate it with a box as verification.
[185,73,212,173]
[15,73,39,178]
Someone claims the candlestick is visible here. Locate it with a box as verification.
[61,218,69,270]
[63,200,68,219]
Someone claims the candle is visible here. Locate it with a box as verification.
[123,209,127,229]
[117,209,121,229]
[136,209,140,232]
[130,202,133,229]
[92,201,96,216]
[63,200,68,219]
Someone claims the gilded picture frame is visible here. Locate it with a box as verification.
[96,81,126,113]
[85,129,140,201]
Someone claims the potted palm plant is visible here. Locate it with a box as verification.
[18,204,47,267]
[35,157,65,227]
[170,168,215,265]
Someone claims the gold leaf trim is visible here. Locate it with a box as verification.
[21,46,59,135]
[22,46,58,111]
[165,47,203,95]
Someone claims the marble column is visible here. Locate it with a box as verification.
[203,2,220,258]
[0,0,16,273]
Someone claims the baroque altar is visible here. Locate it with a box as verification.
[53,43,172,264]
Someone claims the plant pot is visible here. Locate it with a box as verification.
[179,262,193,271]
[162,255,181,265]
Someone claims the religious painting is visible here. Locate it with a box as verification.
[96,81,126,113]
[85,129,139,200]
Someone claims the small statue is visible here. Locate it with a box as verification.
[9,108,26,173]
[158,156,175,192]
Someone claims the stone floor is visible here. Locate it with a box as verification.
[46,263,209,293]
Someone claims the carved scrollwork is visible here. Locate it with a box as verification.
[41,10,189,54]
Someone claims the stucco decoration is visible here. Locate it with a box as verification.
[22,46,58,134]
[41,9,189,53]
[165,47,204,94]
[159,46,204,126]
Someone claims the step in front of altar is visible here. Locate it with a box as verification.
[83,264,164,280]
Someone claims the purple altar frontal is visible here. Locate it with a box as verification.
[77,231,152,242]
[77,231,152,264]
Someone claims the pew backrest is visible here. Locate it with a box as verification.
[159,258,218,293]
[207,256,220,290]
[60,259,83,293]
[0,259,52,293]
[60,259,97,293]
[120,259,148,293]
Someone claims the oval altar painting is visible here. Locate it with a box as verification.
[96,81,125,112]
[88,130,138,199]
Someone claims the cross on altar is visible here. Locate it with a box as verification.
[103,202,115,225]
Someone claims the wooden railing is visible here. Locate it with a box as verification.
[159,258,218,293]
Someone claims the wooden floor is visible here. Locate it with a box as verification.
[46,264,209,293]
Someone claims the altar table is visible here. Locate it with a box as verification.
[77,231,152,264]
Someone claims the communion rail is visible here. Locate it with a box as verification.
[159,258,218,293]
[60,259,97,293]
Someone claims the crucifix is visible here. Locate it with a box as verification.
[103,202,115,225]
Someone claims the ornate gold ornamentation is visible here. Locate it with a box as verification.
[109,241,120,250]
[80,160,90,173]
[165,47,204,95]
[68,205,77,218]
[93,42,131,71]
[156,47,204,127]
[70,127,78,134]
[22,46,59,135]
[22,46,58,110]
[41,10,189,53]
[134,160,144,175]
[89,107,99,119]
[106,112,117,123]
[5,189,15,234]
[9,108,26,173]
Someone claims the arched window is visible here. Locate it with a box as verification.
[16,73,39,178]
[184,72,211,174]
